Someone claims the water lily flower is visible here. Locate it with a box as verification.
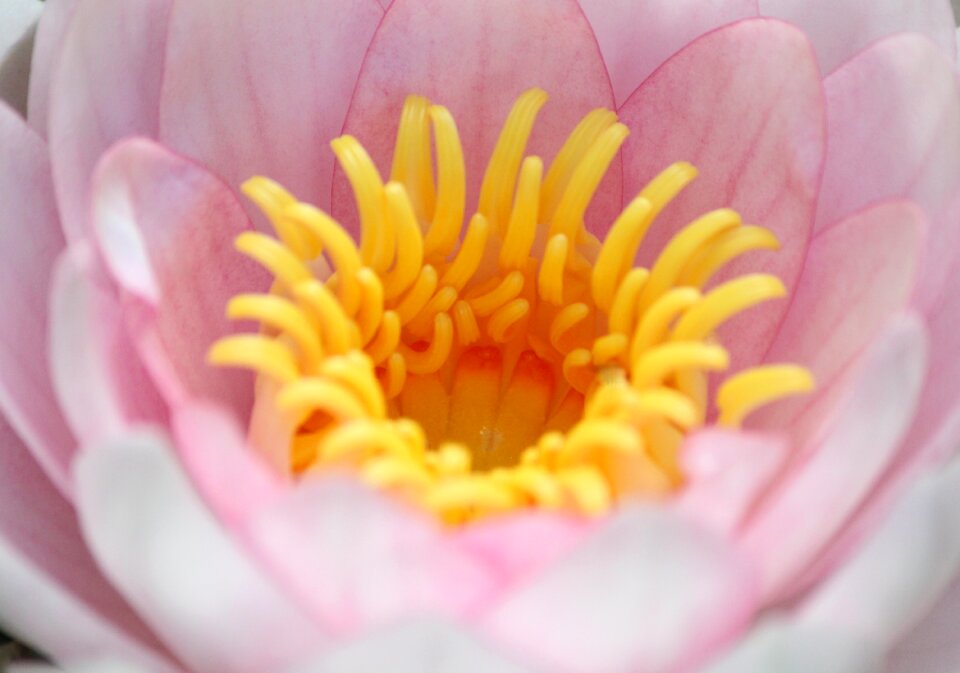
[3,0,960,671]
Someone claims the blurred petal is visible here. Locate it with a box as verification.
[26,0,77,135]
[813,34,960,310]
[484,506,756,673]
[289,620,530,673]
[245,476,497,633]
[0,0,40,59]
[158,0,383,224]
[742,314,928,600]
[0,0,40,115]
[0,416,174,671]
[47,0,172,241]
[339,0,619,236]
[618,18,824,370]
[677,430,790,537]
[887,574,960,673]
[578,0,756,106]
[75,430,331,673]
[759,0,956,73]
[0,102,73,494]
[90,137,267,420]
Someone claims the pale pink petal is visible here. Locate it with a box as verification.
[0,416,174,671]
[578,0,757,107]
[701,620,881,673]
[90,138,268,420]
[887,574,960,673]
[339,0,619,236]
[289,620,530,673]
[244,476,497,633]
[618,19,825,370]
[799,460,960,650]
[0,0,41,114]
[75,430,331,673]
[677,429,790,537]
[759,0,956,74]
[455,513,591,587]
[741,314,928,601]
[814,34,960,309]
[158,0,383,225]
[483,507,756,673]
[757,201,923,430]
[25,0,77,135]
[49,249,167,448]
[0,102,74,494]
[47,0,172,241]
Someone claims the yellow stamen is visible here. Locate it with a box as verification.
[208,89,814,524]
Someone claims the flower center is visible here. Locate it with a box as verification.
[208,88,813,524]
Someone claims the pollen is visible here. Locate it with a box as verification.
[208,89,814,524]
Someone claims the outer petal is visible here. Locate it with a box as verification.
[741,314,928,600]
[289,620,530,673]
[483,507,755,673]
[0,417,173,671]
[758,201,923,431]
[0,0,40,114]
[887,575,960,673]
[813,34,960,309]
[75,430,331,673]
[243,476,498,634]
[90,138,268,421]
[339,0,619,235]
[158,0,384,223]
[26,0,77,135]
[577,0,757,107]
[677,429,790,537]
[799,460,960,651]
[618,19,825,370]
[759,0,956,74]
[47,0,172,241]
[0,102,73,494]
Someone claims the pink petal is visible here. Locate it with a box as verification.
[158,0,384,225]
[887,574,960,673]
[759,0,956,74]
[578,0,757,107]
[25,0,76,136]
[677,429,790,537]
[483,507,756,673]
[290,620,528,673]
[741,314,928,601]
[338,0,619,236]
[49,249,167,448]
[799,460,960,650]
[0,416,174,671]
[757,201,923,431]
[90,138,268,420]
[0,102,74,495]
[618,18,825,370]
[75,430,331,673]
[243,476,497,634]
[47,0,172,241]
[0,0,41,115]
[813,34,960,310]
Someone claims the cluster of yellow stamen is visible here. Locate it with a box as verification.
[209,88,813,524]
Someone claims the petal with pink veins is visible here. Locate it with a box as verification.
[339,0,619,236]
[244,476,497,634]
[25,0,77,136]
[577,0,757,107]
[90,138,269,422]
[741,314,928,601]
[158,0,384,225]
[618,18,825,370]
[75,430,331,673]
[759,0,956,74]
[757,201,923,431]
[813,34,960,310]
[0,102,74,495]
[0,416,175,672]
[483,506,756,673]
[47,0,172,242]
[677,429,790,537]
